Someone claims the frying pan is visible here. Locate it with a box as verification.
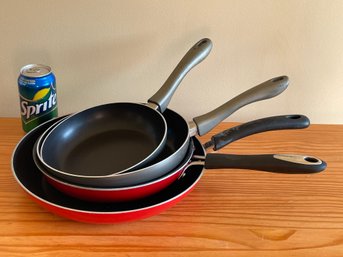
[37,76,290,187]
[12,117,326,223]
[34,114,320,202]
[39,38,212,176]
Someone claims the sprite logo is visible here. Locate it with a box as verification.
[20,83,57,121]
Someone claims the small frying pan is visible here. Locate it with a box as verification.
[33,114,322,202]
[39,38,212,176]
[37,76,289,187]
[13,118,326,223]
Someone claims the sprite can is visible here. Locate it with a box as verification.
[18,64,58,132]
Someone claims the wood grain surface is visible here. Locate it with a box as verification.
[0,118,342,257]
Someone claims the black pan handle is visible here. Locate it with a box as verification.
[204,153,327,173]
[148,38,212,112]
[192,76,289,136]
[204,114,310,150]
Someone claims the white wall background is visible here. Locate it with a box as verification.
[1,0,343,124]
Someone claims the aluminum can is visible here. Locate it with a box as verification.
[18,64,58,132]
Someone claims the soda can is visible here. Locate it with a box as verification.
[18,64,58,132]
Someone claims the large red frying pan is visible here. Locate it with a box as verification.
[38,38,212,176]
[37,76,290,187]
[12,117,326,223]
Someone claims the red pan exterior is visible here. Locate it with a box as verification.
[26,184,197,223]
[44,169,184,202]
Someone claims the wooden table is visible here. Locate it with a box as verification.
[1,117,342,257]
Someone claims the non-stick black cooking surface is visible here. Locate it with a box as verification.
[41,103,167,176]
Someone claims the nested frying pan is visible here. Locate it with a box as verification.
[13,117,326,223]
[39,38,212,176]
[37,76,290,187]
[33,114,319,202]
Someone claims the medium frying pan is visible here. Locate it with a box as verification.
[39,38,212,176]
[33,114,319,202]
[37,76,290,187]
[13,117,326,223]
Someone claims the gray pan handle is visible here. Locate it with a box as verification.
[204,114,310,150]
[192,76,289,136]
[148,38,212,112]
[204,153,327,174]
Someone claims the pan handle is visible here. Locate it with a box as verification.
[191,76,289,136]
[148,38,212,112]
[204,153,327,173]
[204,114,310,150]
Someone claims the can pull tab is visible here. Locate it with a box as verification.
[28,67,42,73]
[20,64,52,77]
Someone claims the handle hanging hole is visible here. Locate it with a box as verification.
[271,76,285,82]
[286,115,301,119]
[304,157,319,163]
[196,39,209,47]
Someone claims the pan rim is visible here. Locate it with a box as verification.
[39,102,168,178]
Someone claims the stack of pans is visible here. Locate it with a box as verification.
[12,38,326,223]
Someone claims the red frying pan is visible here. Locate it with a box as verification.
[33,112,328,202]
[12,117,326,223]
[33,114,319,202]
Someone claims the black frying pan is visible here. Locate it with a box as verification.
[38,76,290,187]
[39,38,212,176]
